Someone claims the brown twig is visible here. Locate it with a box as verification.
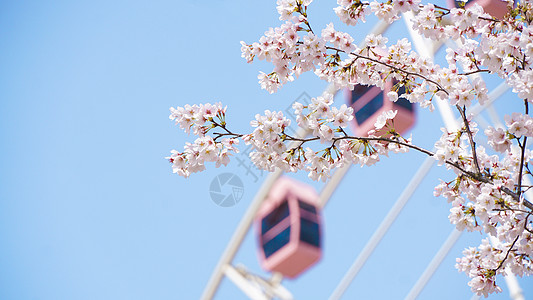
[460,69,490,76]
[456,105,482,175]
[517,100,529,198]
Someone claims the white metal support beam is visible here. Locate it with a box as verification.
[224,265,270,300]
[404,229,462,300]
[224,265,294,300]
[328,155,436,300]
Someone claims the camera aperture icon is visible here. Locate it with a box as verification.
[209,173,244,207]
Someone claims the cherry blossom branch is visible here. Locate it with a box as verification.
[460,69,491,76]
[169,101,533,211]
[491,211,532,272]
[283,126,431,156]
[277,127,532,210]
[289,133,533,211]
[353,51,447,93]
[211,120,244,141]
[325,45,448,94]
[493,208,533,214]
[430,3,450,12]
[440,162,533,211]
[492,234,520,273]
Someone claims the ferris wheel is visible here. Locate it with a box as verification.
[199,4,529,300]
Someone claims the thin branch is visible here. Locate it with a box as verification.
[288,134,434,156]
[213,132,242,141]
[493,208,532,214]
[526,212,533,234]
[285,136,319,143]
[517,100,529,198]
[210,120,244,141]
[292,134,533,210]
[431,3,451,12]
[460,69,490,76]
[456,105,482,175]
[211,119,533,211]
[492,234,520,272]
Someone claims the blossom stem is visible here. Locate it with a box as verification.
[460,69,490,76]
[492,233,520,273]
[210,120,243,141]
[456,105,482,175]
[517,100,529,198]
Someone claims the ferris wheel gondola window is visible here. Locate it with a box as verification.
[261,201,290,235]
[346,79,416,137]
[263,226,291,258]
[298,199,317,214]
[299,217,320,248]
[354,91,384,125]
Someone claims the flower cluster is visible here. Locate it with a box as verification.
[321,23,356,53]
[167,103,239,177]
[485,112,533,154]
[277,0,313,20]
[455,241,504,298]
[433,115,533,295]
[334,0,371,26]
[169,95,411,183]
[240,0,326,93]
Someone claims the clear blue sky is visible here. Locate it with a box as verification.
[0,1,531,299]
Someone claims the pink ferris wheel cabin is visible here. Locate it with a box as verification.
[446,0,508,19]
[345,80,415,137]
[255,177,322,279]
